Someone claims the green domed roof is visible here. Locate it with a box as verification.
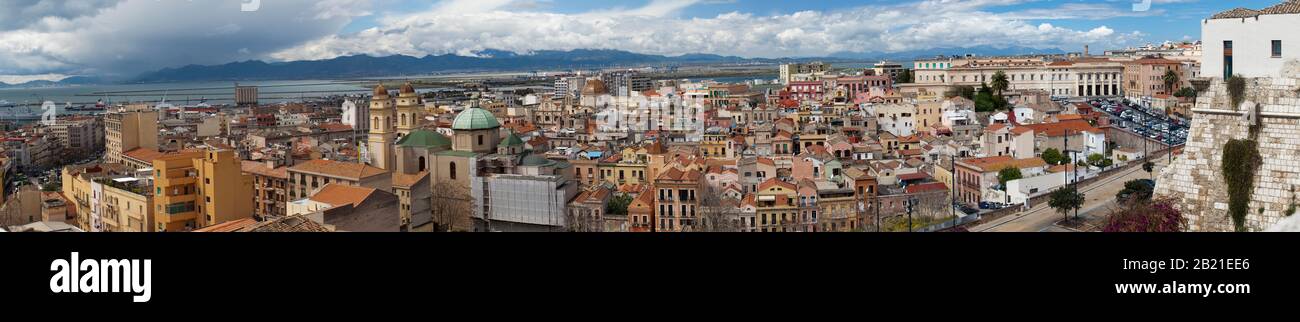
[520,154,557,167]
[397,130,451,148]
[500,132,525,147]
[451,107,500,130]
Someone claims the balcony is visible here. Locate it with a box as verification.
[165,202,196,215]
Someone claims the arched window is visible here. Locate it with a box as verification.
[372,117,379,130]
[418,156,426,172]
[449,162,457,180]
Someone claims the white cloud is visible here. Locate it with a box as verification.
[0,0,1149,78]
[0,0,123,30]
[0,0,374,76]
[271,0,1139,61]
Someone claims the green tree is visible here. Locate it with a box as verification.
[1049,186,1086,220]
[1041,148,1064,165]
[997,167,1023,187]
[1143,161,1155,173]
[1162,69,1181,95]
[1173,87,1197,98]
[895,69,914,84]
[1087,153,1104,167]
[947,85,976,100]
[606,194,634,216]
[977,82,1003,112]
[991,71,1010,97]
[1099,159,1114,171]
[1116,180,1155,205]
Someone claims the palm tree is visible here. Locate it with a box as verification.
[1162,69,1181,95]
[991,71,1010,97]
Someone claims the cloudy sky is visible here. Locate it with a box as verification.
[0,0,1281,83]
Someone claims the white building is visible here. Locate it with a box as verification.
[914,56,1125,98]
[1202,3,1300,79]
[867,103,917,137]
[340,100,368,135]
[779,62,831,84]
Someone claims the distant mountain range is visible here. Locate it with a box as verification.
[0,76,105,88]
[831,45,1069,61]
[4,46,1071,85]
[131,49,782,83]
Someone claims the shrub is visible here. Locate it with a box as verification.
[1103,199,1186,232]
[1222,139,1262,232]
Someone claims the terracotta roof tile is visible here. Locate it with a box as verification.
[241,161,289,179]
[1206,7,1258,18]
[290,159,388,180]
[905,182,948,194]
[194,218,259,232]
[309,184,378,208]
[959,156,1048,173]
[1260,1,1300,15]
[758,178,796,192]
[392,171,429,188]
[318,123,353,132]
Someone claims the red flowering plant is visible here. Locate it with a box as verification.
[1103,198,1186,232]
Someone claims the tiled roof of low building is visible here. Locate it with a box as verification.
[309,184,378,208]
[392,171,429,188]
[1260,0,1300,15]
[289,159,387,180]
[241,160,289,179]
[1211,8,1262,19]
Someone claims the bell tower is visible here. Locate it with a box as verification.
[396,82,422,138]
[368,84,396,171]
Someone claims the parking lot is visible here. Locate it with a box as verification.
[1087,98,1188,146]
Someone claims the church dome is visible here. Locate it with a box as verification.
[581,79,607,95]
[451,107,501,130]
[520,153,557,167]
[400,82,416,95]
[499,131,525,147]
[373,84,389,97]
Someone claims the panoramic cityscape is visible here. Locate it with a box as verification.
[1,0,1299,233]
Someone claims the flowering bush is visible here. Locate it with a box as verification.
[1103,199,1186,232]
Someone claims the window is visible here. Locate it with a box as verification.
[477,135,484,145]
[1273,40,1283,58]
[449,162,457,180]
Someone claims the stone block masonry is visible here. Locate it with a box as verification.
[1155,75,1300,231]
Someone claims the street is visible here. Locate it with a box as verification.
[971,156,1170,232]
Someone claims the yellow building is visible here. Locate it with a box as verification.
[700,130,730,158]
[152,149,254,232]
[915,101,943,133]
[98,178,154,232]
[61,163,146,232]
[368,84,398,171]
[600,160,648,187]
[395,82,423,138]
[287,159,391,201]
[105,107,159,166]
[755,178,799,232]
